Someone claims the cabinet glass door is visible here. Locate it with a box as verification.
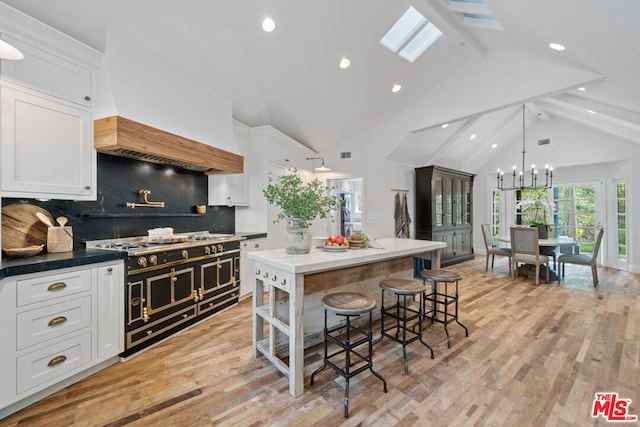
[463,179,472,225]
[434,175,443,227]
[453,178,463,225]
[444,176,453,227]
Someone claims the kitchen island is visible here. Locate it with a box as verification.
[248,237,446,397]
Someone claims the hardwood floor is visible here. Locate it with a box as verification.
[3,256,638,426]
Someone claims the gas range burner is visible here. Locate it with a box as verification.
[190,233,234,241]
[96,242,154,250]
[85,232,243,256]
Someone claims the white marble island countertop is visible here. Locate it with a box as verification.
[248,237,446,274]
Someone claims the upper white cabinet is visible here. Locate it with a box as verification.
[1,85,94,199]
[208,156,250,206]
[209,121,250,206]
[0,33,97,200]
[0,34,92,107]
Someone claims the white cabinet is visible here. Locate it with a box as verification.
[208,157,250,206]
[0,33,96,201]
[0,261,124,418]
[0,34,92,107]
[239,237,267,298]
[0,85,94,199]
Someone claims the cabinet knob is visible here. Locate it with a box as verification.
[84,185,91,190]
[84,95,91,101]
[107,267,113,273]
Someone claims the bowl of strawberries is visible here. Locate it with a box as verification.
[323,235,349,252]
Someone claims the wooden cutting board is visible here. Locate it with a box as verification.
[1,203,55,249]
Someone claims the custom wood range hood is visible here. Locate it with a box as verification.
[94,116,243,174]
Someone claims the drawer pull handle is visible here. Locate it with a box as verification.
[48,316,67,327]
[48,355,67,367]
[48,282,67,292]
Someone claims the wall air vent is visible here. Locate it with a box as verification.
[538,138,551,146]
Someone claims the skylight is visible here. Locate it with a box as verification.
[448,0,503,30]
[380,6,442,63]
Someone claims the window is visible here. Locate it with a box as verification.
[490,189,500,242]
[515,189,551,226]
[555,184,597,254]
[616,182,626,261]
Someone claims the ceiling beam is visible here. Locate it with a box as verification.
[424,116,480,165]
[416,0,486,61]
[536,97,640,144]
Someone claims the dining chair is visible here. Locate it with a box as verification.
[481,224,512,274]
[558,227,604,287]
[510,226,550,285]
[540,224,558,269]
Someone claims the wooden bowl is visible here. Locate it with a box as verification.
[3,244,45,258]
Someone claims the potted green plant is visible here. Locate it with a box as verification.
[263,169,340,254]
[515,197,555,239]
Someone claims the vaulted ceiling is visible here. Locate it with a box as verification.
[3,0,639,173]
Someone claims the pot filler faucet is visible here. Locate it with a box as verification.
[127,189,165,208]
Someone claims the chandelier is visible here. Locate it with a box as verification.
[497,104,553,191]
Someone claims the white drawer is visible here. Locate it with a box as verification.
[254,264,294,292]
[16,295,92,350]
[16,268,92,307]
[16,332,92,394]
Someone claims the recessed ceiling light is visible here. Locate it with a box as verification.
[549,42,565,51]
[491,143,498,149]
[339,58,351,69]
[262,17,276,32]
[586,109,596,114]
[441,123,449,128]
[392,84,402,93]
[578,87,586,91]
[469,134,477,140]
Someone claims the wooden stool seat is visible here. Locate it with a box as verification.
[420,269,462,282]
[379,278,425,295]
[322,292,376,316]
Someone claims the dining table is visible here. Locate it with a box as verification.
[499,235,579,282]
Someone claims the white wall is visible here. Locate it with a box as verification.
[317,139,415,240]
[94,30,238,154]
[474,116,639,272]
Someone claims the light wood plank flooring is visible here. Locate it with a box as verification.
[3,256,638,426]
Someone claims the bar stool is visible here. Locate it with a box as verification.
[377,278,434,375]
[310,292,387,418]
[420,269,469,348]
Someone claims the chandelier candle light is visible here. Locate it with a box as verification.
[497,105,553,191]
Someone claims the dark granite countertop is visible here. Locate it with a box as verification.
[0,249,127,279]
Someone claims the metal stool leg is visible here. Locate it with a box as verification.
[366,311,387,391]
[310,309,329,384]
[454,279,469,338]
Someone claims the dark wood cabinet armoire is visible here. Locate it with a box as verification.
[415,165,475,268]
